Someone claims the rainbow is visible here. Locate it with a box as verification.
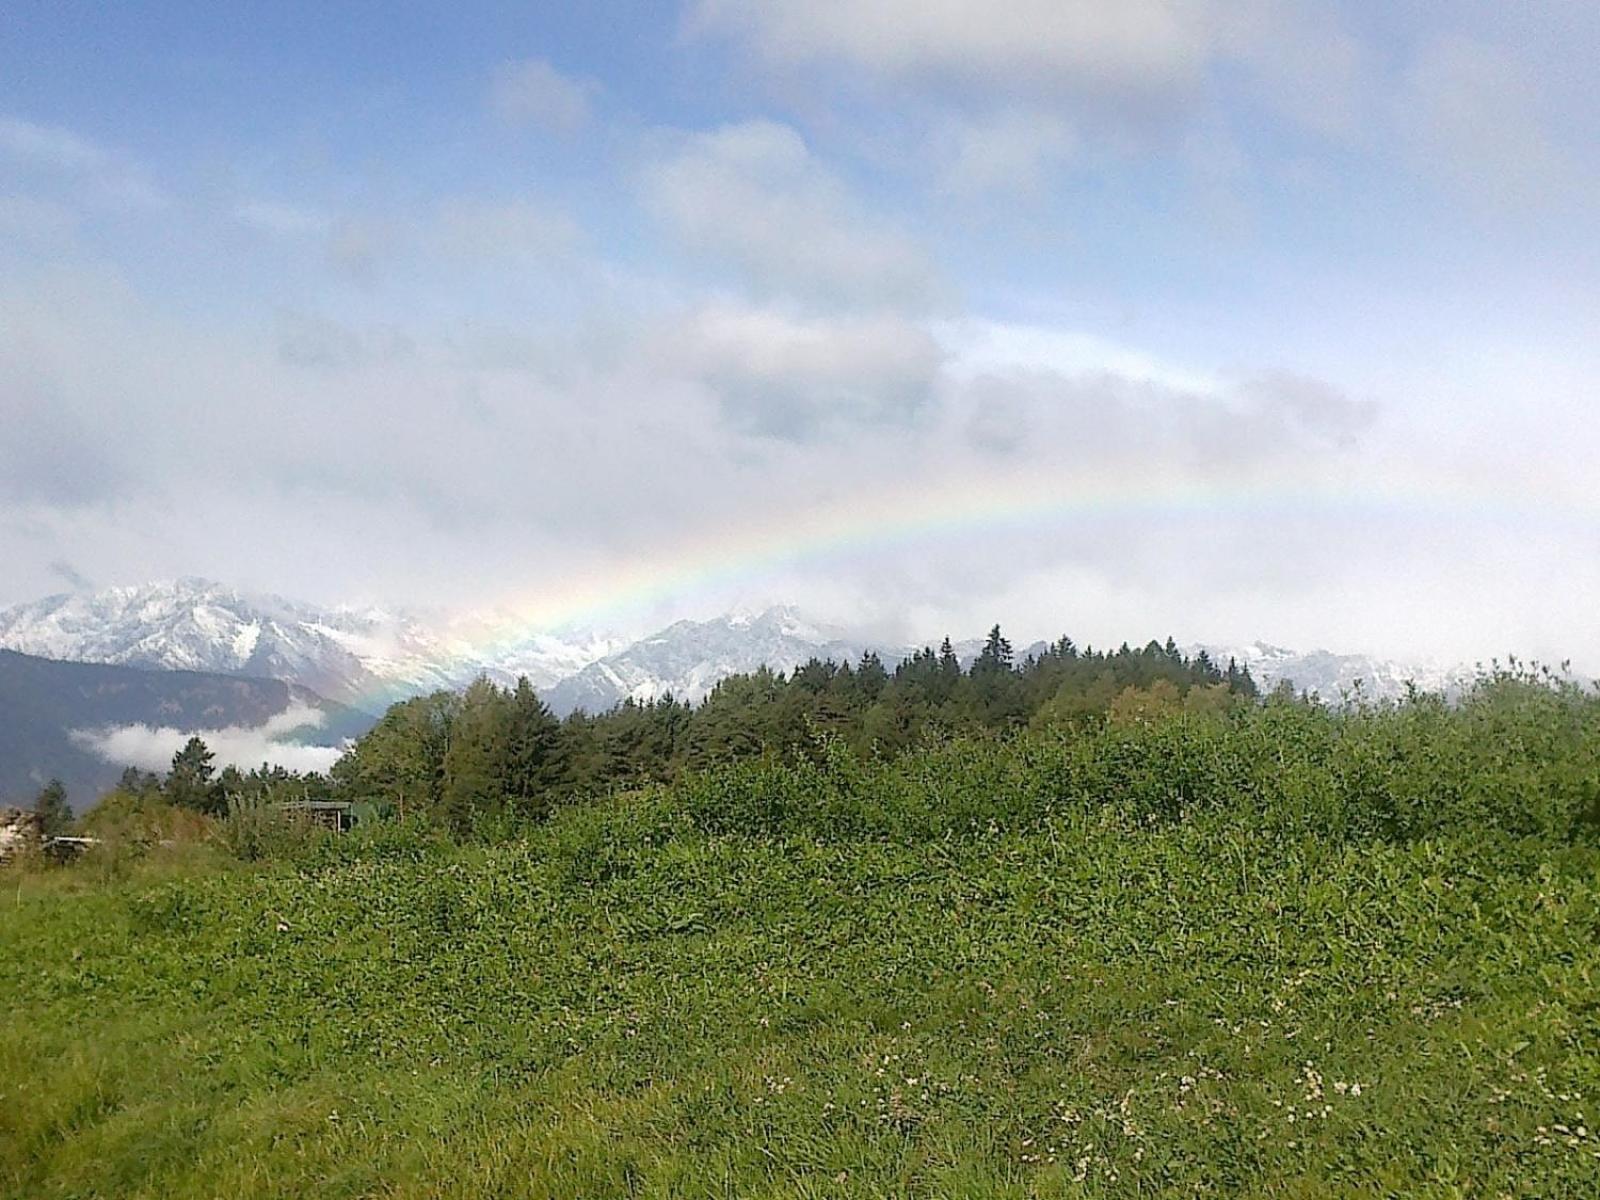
[441,461,1600,665]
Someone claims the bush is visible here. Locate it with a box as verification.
[219,794,329,862]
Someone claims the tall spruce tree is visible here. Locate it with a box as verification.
[856,651,889,701]
[168,737,219,814]
[974,625,1013,673]
[504,677,564,821]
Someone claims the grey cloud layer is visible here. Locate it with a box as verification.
[641,121,942,308]
[690,0,1593,211]
[2,1,1596,668]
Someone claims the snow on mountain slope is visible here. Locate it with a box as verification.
[542,605,884,715]
[0,579,613,711]
[0,578,1495,720]
[1196,641,1476,702]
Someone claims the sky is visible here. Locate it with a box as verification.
[3,0,1598,667]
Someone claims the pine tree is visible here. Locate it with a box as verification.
[504,677,564,821]
[974,625,1013,674]
[168,736,220,814]
[856,651,889,701]
[938,636,962,679]
[34,779,71,838]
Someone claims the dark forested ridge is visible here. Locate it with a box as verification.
[0,649,370,807]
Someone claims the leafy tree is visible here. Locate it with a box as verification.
[1108,679,1183,727]
[333,691,458,818]
[34,779,71,838]
[167,737,220,814]
[441,677,511,834]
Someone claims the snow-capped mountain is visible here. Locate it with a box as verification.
[0,578,1491,720]
[0,579,615,711]
[543,606,883,715]
[1197,641,1477,702]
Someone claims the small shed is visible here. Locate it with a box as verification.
[279,800,357,833]
[43,835,100,863]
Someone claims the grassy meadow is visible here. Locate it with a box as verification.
[5,678,1600,1197]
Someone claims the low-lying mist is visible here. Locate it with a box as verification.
[70,702,344,775]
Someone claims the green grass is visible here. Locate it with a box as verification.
[5,689,1600,1196]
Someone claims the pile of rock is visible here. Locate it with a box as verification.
[0,807,42,865]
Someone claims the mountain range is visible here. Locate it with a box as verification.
[0,578,1490,805]
[0,578,623,711]
[1190,640,1476,703]
[0,579,1482,716]
[0,580,904,716]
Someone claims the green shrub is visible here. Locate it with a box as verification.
[219,794,329,862]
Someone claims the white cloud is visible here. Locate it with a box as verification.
[490,58,598,134]
[0,114,107,171]
[661,304,945,438]
[940,319,1220,395]
[1,186,1596,673]
[690,0,1218,101]
[693,1,1371,131]
[946,362,1376,466]
[932,108,1077,196]
[71,703,345,776]
[641,119,940,307]
[309,197,583,285]
[0,114,166,210]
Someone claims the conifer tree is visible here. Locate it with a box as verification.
[168,737,219,814]
[974,625,1013,674]
[856,651,889,701]
[504,677,564,820]
[938,636,962,679]
[34,778,71,838]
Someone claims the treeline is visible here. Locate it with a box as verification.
[71,627,1257,837]
[108,742,334,819]
[330,626,1256,833]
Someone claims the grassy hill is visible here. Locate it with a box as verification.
[3,679,1599,1197]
